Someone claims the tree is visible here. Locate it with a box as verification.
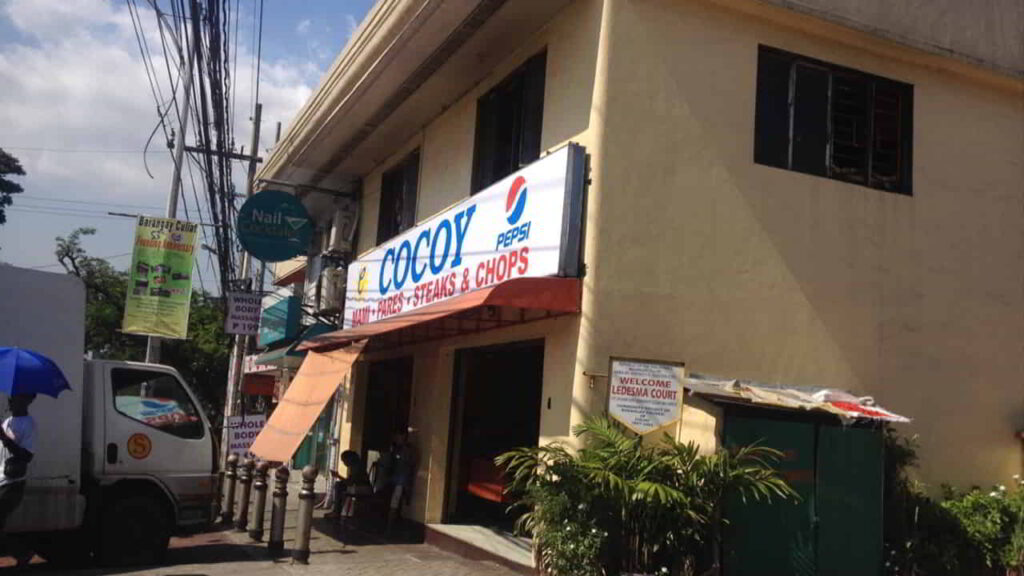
[55,227,230,422]
[0,148,25,225]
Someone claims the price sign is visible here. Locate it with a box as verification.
[225,291,261,335]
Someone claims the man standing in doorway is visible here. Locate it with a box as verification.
[0,394,37,566]
[376,429,415,531]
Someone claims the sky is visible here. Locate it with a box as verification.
[0,0,375,293]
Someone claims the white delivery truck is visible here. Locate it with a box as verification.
[0,266,216,565]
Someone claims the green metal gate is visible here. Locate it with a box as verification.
[722,413,883,576]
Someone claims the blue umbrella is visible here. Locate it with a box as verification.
[0,347,72,398]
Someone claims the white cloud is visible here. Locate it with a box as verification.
[344,14,358,39]
[296,18,311,36]
[0,0,321,285]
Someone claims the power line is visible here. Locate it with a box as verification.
[27,253,132,270]
[0,146,152,154]
[19,196,164,210]
[7,207,137,221]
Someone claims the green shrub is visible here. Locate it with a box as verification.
[497,415,795,576]
[883,427,1024,576]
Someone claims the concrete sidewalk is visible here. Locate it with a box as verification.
[219,492,522,576]
[46,496,524,576]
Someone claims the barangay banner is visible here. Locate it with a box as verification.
[343,144,585,330]
[122,216,198,339]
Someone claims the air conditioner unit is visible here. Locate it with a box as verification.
[318,265,346,315]
[303,273,320,311]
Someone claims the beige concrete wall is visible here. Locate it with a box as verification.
[578,0,1024,488]
[754,0,1024,77]
[337,0,1024,519]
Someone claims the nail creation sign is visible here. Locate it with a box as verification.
[236,189,313,262]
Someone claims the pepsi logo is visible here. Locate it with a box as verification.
[505,176,528,225]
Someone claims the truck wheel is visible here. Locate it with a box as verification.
[98,495,171,566]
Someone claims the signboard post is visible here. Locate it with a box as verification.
[342,143,586,331]
[228,414,267,458]
[607,357,685,435]
[122,216,198,339]
[225,291,261,336]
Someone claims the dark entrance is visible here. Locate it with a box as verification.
[722,410,884,576]
[362,357,413,460]
[446,340,545,528]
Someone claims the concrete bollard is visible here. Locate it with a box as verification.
[268,466,289,555]
[249,461,271,541]
[221,453,239,524]
[291,465,318,564]
[234,457,255,531]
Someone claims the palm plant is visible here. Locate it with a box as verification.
[497,415,795,576]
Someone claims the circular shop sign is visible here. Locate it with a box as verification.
[236,189,313,262]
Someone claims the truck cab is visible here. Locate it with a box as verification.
[0,266,217,566]
[84,360,217,525]
[7,360,216,565]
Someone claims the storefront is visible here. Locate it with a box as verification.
[250,145,587,536]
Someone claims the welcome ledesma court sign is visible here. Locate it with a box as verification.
[608,357,685,435]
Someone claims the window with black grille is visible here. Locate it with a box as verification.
[377,150,420,244]
[471,51,546,194]
[754,46,913,195]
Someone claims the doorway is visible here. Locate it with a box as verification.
[362,357,414,461]
[446,340,545,528]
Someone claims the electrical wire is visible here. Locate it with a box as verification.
[0,146,149,154]
[16,196,163,210]
[8,207,138,221]
[28,253,133,270]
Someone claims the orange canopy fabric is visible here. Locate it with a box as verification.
[249,342,365,462]
[299,277,581,351]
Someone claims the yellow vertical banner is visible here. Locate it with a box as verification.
[122,216,199,339]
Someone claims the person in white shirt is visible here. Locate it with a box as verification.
[0,394,36,566]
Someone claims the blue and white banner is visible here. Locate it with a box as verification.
[344,144,584,330]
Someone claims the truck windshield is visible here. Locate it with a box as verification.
[111,368,204,440]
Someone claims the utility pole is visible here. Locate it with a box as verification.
[146,16,197,364]
[221,102,262,469]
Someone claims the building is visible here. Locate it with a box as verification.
[252,0,1024,570]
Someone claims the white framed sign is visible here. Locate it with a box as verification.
[343,144,585,330]
[608,357,685,435]
[225,291,261,336]
[243,354,275,375]
[228,414,267,457]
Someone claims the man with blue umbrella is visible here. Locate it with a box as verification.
[0,394,37,566]
[0,347,70,566]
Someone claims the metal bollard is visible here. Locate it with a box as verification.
[234,457,255,531]
[249,461,271,541]
[268,466,289,555]
[291,465,318,564]
[221,453,239,524]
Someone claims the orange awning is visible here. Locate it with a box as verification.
[249,342,365,462]
[299,277,581,351]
